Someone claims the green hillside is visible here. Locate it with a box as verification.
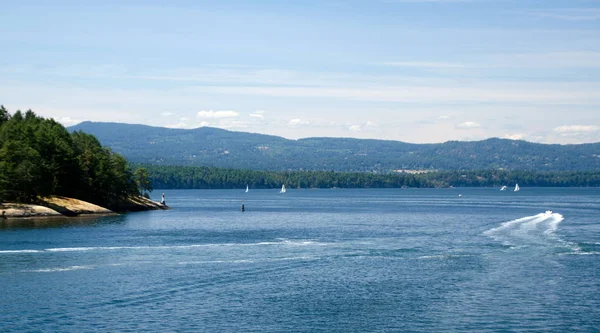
[69,121,600,172]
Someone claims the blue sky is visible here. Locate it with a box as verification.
[1,0,599,143]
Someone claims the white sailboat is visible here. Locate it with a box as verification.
[514,183,520,192]
[280,184,286,193]
[245,185,249,193]
[500,185,507,191]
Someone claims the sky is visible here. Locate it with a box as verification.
[1,0,599,144]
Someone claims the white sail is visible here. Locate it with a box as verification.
[514,183,520,192]
[280,184,286,193]
[245,185,249,193]
[500,185,507,191]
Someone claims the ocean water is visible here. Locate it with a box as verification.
[1,188,599,332]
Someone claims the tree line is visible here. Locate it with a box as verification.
[0,106,151,208]
[140,164,600,189]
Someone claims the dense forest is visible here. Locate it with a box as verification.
[0,106,150,208]
[71,121,600,172]
[141,165,600,189]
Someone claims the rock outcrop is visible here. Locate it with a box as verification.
[1,195,167,219]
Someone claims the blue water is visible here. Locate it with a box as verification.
[1,188,599,332]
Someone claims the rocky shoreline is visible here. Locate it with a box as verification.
[1,195,168,219]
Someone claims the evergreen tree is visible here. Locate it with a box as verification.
[134,167,153,196]
[0,105,9,125]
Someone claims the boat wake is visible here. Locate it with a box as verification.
[0,239,328,255]
[483,212,569,248]
[24,265,96,273]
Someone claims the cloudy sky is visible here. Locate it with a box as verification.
[1,0,599,143]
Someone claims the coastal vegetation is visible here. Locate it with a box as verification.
[0,106,151,210]
[141,165,600,189]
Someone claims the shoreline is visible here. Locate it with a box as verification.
[1,195,168,220]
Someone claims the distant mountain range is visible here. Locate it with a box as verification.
[69,121,600,172]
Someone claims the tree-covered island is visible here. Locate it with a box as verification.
[0,106,162,217]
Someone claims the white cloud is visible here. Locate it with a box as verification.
[165,122,188,129]
[218,120,249,129]
[198,121,210,127]
[165,117,196,129]
[438,115,451,120]
[54,116,80,126]
[348,121,379,132]
[504,133,525,140]
[160,111,173,117]
[554,125,599,135]
[196,110,239,118]
[289,118,311,126]
[456,121,481,129]
[249,110,266,119]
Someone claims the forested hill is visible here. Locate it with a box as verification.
[69,121,600,172]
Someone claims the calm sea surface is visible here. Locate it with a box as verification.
[1,188,599,332]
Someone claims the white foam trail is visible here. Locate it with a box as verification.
[45,246,157,252]
[239,242,280,246]
[279,239,325,246]
[1,239,328,254]
[519,214,550,233]
[483,214,542,236]
[272,256,316,261]
[25,265,94,273]
[46,247,117,252]
[416,254,476,260]
[544,213,564,235]
[484,212,566,246]
[0,249,42,254]
[178,259,256,265]
[560,251,600,256]
[177,256,316,266]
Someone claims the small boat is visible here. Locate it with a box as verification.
[500,185,507,191]
[514,183,520,192]
[280,184,286,193]
[245,185,249,193]
[545,210,553,215]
